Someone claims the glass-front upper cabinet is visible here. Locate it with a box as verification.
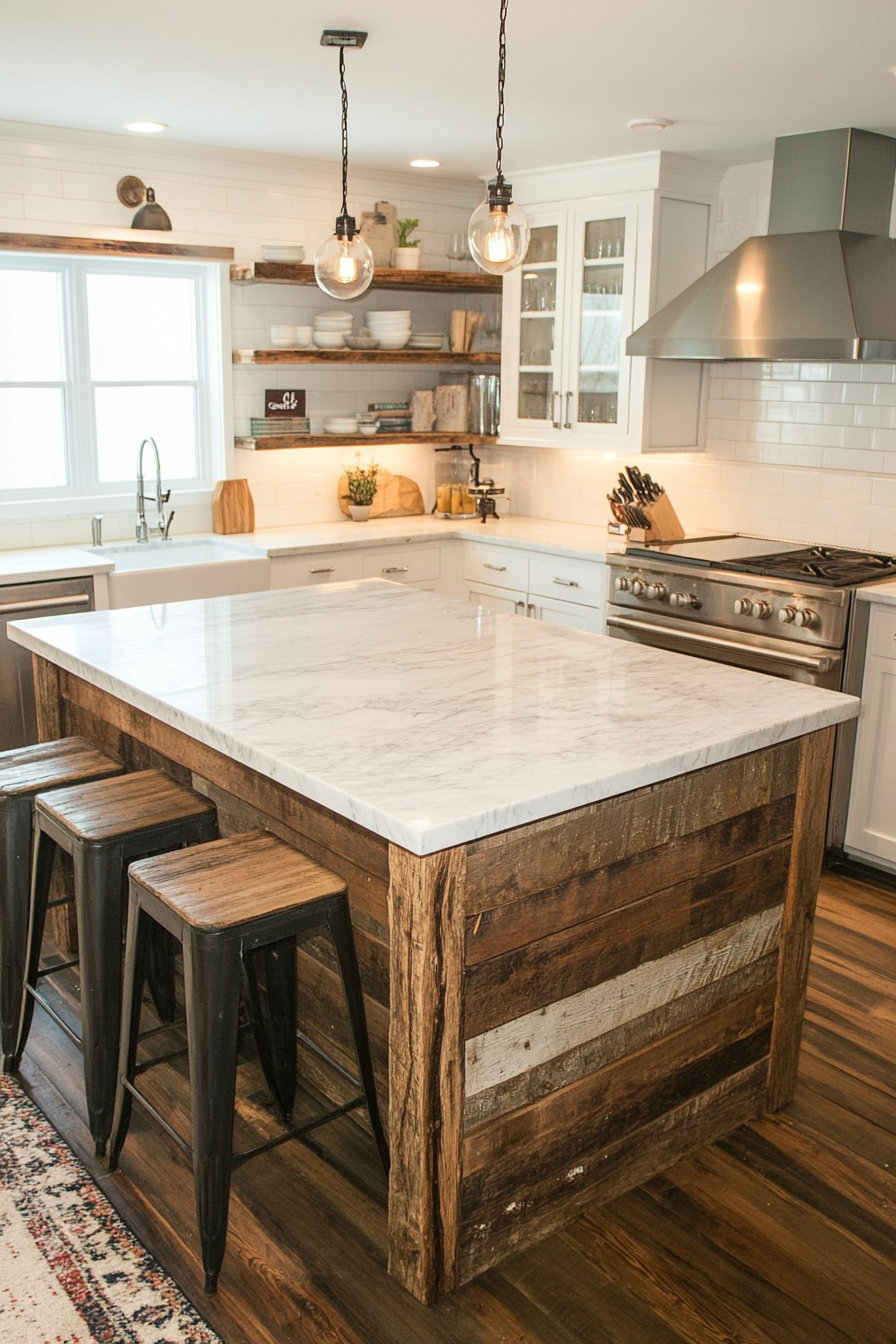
[500,209,569,443]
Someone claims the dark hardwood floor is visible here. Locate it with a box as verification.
[16,867,896,1344]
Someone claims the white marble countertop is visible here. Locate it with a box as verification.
[0,515,614,588]
[0,545,114,585]
[856,577,896,608]
[10,580,858,856]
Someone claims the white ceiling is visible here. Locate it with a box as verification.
[4,0,896,179]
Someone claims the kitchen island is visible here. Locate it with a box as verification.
[10,580,858,1303]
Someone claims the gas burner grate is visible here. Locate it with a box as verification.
[740,546,896,586]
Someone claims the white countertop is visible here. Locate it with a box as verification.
[857,578,896,608]
[9,580,858,856]
[0,515,613,588]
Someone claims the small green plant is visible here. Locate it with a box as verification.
[344,457,379,505]
[397,217,420,248]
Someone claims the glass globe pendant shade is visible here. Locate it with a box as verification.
[314,223,374,300]
[468,185,530,276]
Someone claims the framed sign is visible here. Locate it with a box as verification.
[265,388,306,417]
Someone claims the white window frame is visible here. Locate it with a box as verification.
[0,252,229,523]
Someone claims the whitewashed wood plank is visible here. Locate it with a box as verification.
[465,905,783,1096]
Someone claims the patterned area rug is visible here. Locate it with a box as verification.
[0,1074,221,1344]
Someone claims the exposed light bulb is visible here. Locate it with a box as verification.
[484,213,515,264]
[314,218,374,299]
[337,245,358,283]
[468,183,530,276]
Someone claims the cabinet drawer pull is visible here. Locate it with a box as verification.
[553,577,579,588]
[564,390,574,429]
[484,563,507,572]
[309,567,335,575]
[551,390,561,430]
[527,603,536,617]
[514,600,526,614]
[383,566,409,574]
[0,593,91,614]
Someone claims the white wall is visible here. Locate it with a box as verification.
[0,119,482,542]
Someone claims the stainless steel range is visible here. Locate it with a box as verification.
[605,534,896,849]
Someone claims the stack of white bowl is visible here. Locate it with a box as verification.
[313,310,353,349]
[270,324,312,349]
[365,310,412,350]
[323,413,360,435]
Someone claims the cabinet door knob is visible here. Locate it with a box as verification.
[383,566,409,574]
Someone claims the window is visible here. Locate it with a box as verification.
[0,255,225,514]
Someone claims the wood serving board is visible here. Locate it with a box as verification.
[212,478,255,534]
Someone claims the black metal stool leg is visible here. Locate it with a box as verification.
[74,840,125,1157]
[1,796,34,1070]
[109,894,153,1171]
[327,899,390,1173]
[183,926,242,1294]
[145,920,178,1024]
[11,821,58,1071]
[243,935,297,1120]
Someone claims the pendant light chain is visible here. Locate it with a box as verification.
[339,46,350,219]
[495,0,507,183]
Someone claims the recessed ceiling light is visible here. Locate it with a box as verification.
[125,121,167,134]
[626,118,673,132]
[410,158,440,168]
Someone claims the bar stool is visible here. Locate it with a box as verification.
[13,768,218,1155]
[1,737,124,1071]
[109,829,389,1294]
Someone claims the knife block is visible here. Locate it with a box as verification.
[641,493,685,542]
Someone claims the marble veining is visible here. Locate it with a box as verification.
[10,581,858,855]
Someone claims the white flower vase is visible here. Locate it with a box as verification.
[391,247,421,270]
[348,503,372,521]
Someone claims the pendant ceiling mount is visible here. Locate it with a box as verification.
[313,32,374,300]
[468,0,530,276]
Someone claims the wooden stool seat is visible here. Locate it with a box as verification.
[13,768,218,1155]
[1,737,123,1069]
[110,829,389,1295]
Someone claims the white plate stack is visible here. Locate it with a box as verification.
[407,332,444,351]
[365,310,412,350]
[313,310,353,349]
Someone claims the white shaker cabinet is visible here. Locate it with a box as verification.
[462,542,606,632]
[844,603,896,870]
[498,153,722,454]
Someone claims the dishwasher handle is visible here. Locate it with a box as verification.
[606,615,837,673]
[0,593,92,616]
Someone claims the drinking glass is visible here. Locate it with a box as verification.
[447,230,470,270]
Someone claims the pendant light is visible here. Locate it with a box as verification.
[468,0,530,275]
[314,32,374,300]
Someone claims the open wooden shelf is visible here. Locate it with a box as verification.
[235,431,498,451]
[0,232,233,261]
[233,348,500,366]
[230,261,502,293]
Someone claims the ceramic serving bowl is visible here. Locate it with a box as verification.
[346,336,380,349]
[313,331,347,349]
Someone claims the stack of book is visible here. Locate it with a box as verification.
[250,417,310,437]
[369,402,412,434]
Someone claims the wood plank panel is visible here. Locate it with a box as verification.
[767,727,835,1109]
[466,794,795,965]
[456,1061,768,1285]
[387,845,466,1304]
[466,905,783,1098]
[465,953,779,1129]
[233,349,500,365]
[464,739,801,913]
[1,231,233,260]
[231,260,503,293]
[464,984,776,1175]
[466,843,790,1037]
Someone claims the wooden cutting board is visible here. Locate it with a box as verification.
[212,479,255,534]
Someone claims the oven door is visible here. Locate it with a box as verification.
[606,606,843,689]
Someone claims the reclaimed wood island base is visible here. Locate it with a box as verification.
[32,657,835,1304]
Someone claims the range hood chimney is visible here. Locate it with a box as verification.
[627,127,896,361]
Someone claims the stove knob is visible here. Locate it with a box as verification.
[631,578,646,597]
[614,575,630,592]
[734,597,754,616]
[669,591,694,608]
[646,582,667,601]
[793,608,819,629]
[778,605,797,624]
[753,600,772,620]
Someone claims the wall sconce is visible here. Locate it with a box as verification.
[116,176,173,231]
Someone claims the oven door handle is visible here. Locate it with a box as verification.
[605,615,838,673]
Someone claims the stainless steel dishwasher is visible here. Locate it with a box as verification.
[0,576,95,750]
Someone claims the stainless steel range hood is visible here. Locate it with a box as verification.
[627,127,896,361]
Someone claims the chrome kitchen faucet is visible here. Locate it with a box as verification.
[136,437,174,542]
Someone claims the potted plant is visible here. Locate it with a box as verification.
[392,218,421,270]
[344,458,379,521]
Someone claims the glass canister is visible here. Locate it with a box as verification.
[434,446,477,516]
[468,375,501,436]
